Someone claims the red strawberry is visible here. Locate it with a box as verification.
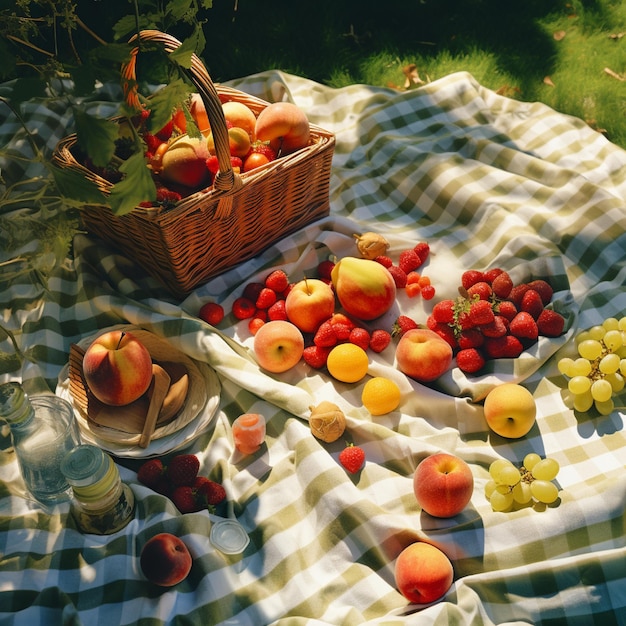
[520,289,544,320]
[317,260,336,280]
[509,311,539,340]
[369,329,392,353]
[461,270,485,290]
[537,309,565,337]
[484,335,524,359]
[421,284,436,300]
[491,271,513,299]
[432,300,455,324]
[373,255,393,268]
[137,459,165,489]
[413,242,430,263]
[527,279,554,305]
[388,265,408,288]
[457,328,484,349]
[265,269,289,293]
[196,479,227,506]
[429,321,458,348]
[392,315,418,337]
[332,322,354,341]
[267,299,288,321]
[199,302,225,326]
[469,300,495,326]
[155,119,174,141]
[167,454,200,487]
[456,348,486,374]
[349,327,370,351]
[509,283,531,308]
[497,300,518,321]
[399,249,422,273]
[232,297,256,320]
[466,281,493,301]
[248,317,265,335]
[330,313,356,330]
[242,281,264,302]
[251,142,277,161]
[255,287,278,310]
[481,315,509,338]
[339,443,365,474]
[171,486,202,513]
[302,345,332,369]
[483,267,504,284]
[314,320,338,347]
[205,155,220,176]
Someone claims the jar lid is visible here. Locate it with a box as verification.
[209,519,250,555]
[0,383,30,425]
[61,444,110,487]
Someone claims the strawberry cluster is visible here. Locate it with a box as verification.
[373,242,435,299]
[137,454,226,514]
[426,269,566,374]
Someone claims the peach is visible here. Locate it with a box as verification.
[255,102,310,155]
[222,101,257,140]
[331,256,396,321]
[413,452,474,518]
[395,542,454,605]
[82,330,153,406]
[396,328,453,382]
[160,134,211,188]
[140,533,192,587]
[285,278,335,333]
[232,413,266,455]
[253,320,304,373]
[189,93,210,135]
[483,383,537,438]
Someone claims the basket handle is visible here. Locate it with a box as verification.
[122,30,242,218]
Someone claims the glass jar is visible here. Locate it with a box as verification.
[61,444,135,535]
[0,382,81,505]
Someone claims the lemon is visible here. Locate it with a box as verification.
[326,343,369,383]
[362,377,401,415]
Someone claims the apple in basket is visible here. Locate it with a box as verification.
[331,256,396,321]
[159,134,211,188]
[140,533,192,587]
[82,330,153,406]
[255,102,310,155]
[285,278,336,334]
[395,328,453,383]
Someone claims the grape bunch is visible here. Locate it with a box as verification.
[558,316,626,415]
[485,454,560,512]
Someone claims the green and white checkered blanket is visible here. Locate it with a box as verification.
[1,70,625,625]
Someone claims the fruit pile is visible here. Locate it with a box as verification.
[558,316,626,415]
[485,454,561,511]
[426,269,566,374]
[137,454,226,514]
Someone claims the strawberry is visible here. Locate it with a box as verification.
[199,302,224,326]
[520,289,544,320]
[314,320,338,347]
[373,255,393,268]
[154,187,182,204]
[421,284,436,300]
[387,265,407,288]
[143,132,162,154]
[457,328,484,349]
[251,142,277,161]
[242,281,264,302]
[267,299,288,321]
[248,317,265,335]
[484,334,524,359]
[431,299,455,324]
[196,479,227,506]
[491,271,513,299]
[469,299,495,326]
[509,283,531,308]
[316,260,335,280]
[369,329,391,353]
[155,119,174,141]
[205,155,220,176]
[329,313,356,329]
[466,281,493,301]
[339,443,365,474]
[527,279,554,305]
[399,249,422,273]
[232,297,256,320]
[265,269,289,293]
[392,315,418,337]
[461,270,485,290]
[483,267,504,284]
[167,454,200,487]
[497,300,518,321]
[171,486,202,513]
[480,315,509,338]
[509,311,539,340]
[255,287,277,310]
[413,242,430,263]
[456,348,486,374]
[537,309,565,337]
[429,321,458,348]
[302,344,331,369]
[332,322,354,341]
[348,327,370,351]
[137,459,165,489]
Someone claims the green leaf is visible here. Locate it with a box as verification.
[167,0,195,21]
[73,109,119,168]
[146,78,191,132]
[169,26,205,67]
[48,165,109,205]
[108,152,157,215]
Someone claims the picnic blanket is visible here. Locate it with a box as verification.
[1,70,625,625]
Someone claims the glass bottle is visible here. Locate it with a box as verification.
[61,444,135,535]
[0,382,81,505]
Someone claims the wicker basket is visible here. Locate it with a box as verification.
[52,30,335,298]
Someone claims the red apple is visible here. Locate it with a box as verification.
[82,330,153,406]
[285,278,335,333]
[331,256,396,321]
[253,320,305,373]
[395,328,453,382]
[140,533,192,587]
[395,542,454,604]
[413,452,474,518]
[160,134,211,188]
[255,102,310,155]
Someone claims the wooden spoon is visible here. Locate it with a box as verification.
[139,364,170,449]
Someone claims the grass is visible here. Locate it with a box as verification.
[200,0,626,147]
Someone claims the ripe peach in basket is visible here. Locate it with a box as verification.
[160,134,211,188]
[255,102,310,155]
[232,413,266,455]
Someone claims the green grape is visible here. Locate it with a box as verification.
[489,459,514,481]
[531,457,560,481]
[512,481,533,504]
[490,490,514,512]
[605,372,624,393]
[495,464,521,487]
[523,452,541,471]
[602,317,620,332]
[575,330,591,345]
[578,339,603,361]
[618,316,626,331]
[599,353,620,374]
[587,325,606,341]
[573,389,594,412]
[620,359,626,377]
[568,375,591,395]
[484,479,497,499]
[530,480,559,504]
[571,358,592,377]
[591,379,613,403]
[595,398,615,415]
[603,330,623,352]
[557,357,575,377]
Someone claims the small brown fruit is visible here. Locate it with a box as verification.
[309,401,347,443]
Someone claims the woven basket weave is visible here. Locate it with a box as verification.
[52,30,335,297]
